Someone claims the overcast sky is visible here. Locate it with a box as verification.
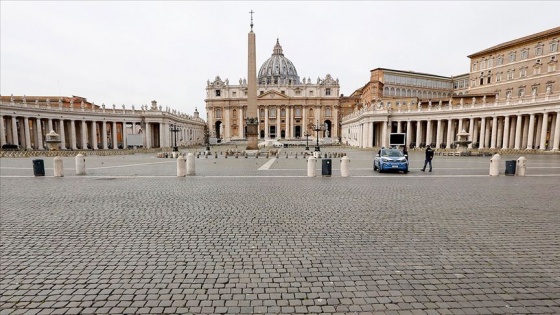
[2,1,559,118]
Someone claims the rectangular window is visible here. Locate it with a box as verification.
[325,88,331,96]
[509,52,516,62]
[309,91,314,96]
[281,91,285,95]
[215,90,221,97]
[496,73,502,82]
[518,89,524,97]
[269,108,276,118]
[295,107,301,117]
[232,92,237,97]
[472,63,477,71]
[536,45,543,56]
[507,70,514,80]
[521,49,529,59]
[488,58,494,67]
[551,41,558,52]
[281,109,286,117]
[533,66,541,75]
[520,68,527,78]
[548,64,557,72]
[497,56,503,65]
[295,90,301,96]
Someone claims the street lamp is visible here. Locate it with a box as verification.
[312,120,324,152]
[169,124,181,152]
[304,131,311,151]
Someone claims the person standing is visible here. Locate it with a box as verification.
[421,145,434,172]
[402,146,408,160]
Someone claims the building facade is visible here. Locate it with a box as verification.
[205,39,341,142]
[0,95,206,150]
[341,26,560,152]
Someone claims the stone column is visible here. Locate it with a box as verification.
[276,109,280,139]
[112,122,118,149]
[496,117,504,149]
[550,113,558,150]
[239,107,244,138]
[225,107,231,140]
[92,121,99,149]
[264,107,269,139]
[484,119,492,149]
[539,112,549,150]
[81,120,88,149]
[426,120,433,147]
[57,119,66,150]
[457,118,463,134]
[436,119,442,149]
[36,118,44,150]
[526,114,536,150]
[24,117,32,150]
[552,112,560,151]
[397,121,402,133]
[123,121,128,148]
[521,115,530,149]
[69,120,77,150]
[468,118,474,148]
[0,116,6,147]
[415,120,422,148]
[145,122,151,148]
[514,115,523,150]
[446,119,453,149]
[48,119,53,133]
[102,121,108,149]
[382,120,388,148]
[502,116,510,149]
[406,121,412,148]
[490,116,498,149]
[472,119,479,148]
[302,105,307,136]
[479,118,486,149]
[284,107,289,139]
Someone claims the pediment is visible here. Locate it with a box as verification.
[257,90,289,99]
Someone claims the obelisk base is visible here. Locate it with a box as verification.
[246,123,259,150]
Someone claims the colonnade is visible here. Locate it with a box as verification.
[343,98,560,152]
[0,102,205,150]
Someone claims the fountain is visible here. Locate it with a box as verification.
[45,130,61,151]
[454,129,472,155]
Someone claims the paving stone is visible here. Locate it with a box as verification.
[1,151,559,315]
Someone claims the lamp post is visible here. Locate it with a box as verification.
[169,124,181,152]
[312,120,324,152]
[304,132,311,151]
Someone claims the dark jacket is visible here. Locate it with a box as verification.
[425,147,434,160]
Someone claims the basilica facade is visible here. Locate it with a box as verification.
[341,26,560,152]
[205,39,341,143]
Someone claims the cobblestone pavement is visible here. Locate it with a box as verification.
[1,148,560,314]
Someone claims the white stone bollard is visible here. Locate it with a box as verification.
[489,153,500,176]
[177,156,186,177]
[186,153,196,176]
[307,156,317,177]
[75,154,86,175]
[340,156,350,177]
[53,156,64,177]
[173,152,178,158]
[516,156,527,176]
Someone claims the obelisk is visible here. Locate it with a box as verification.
[245,10,259,150]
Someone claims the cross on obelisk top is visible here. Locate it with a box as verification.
[249,10,254,30]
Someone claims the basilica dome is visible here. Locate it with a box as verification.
[258,39,300,85]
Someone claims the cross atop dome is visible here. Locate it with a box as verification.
[249,10,254,31]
